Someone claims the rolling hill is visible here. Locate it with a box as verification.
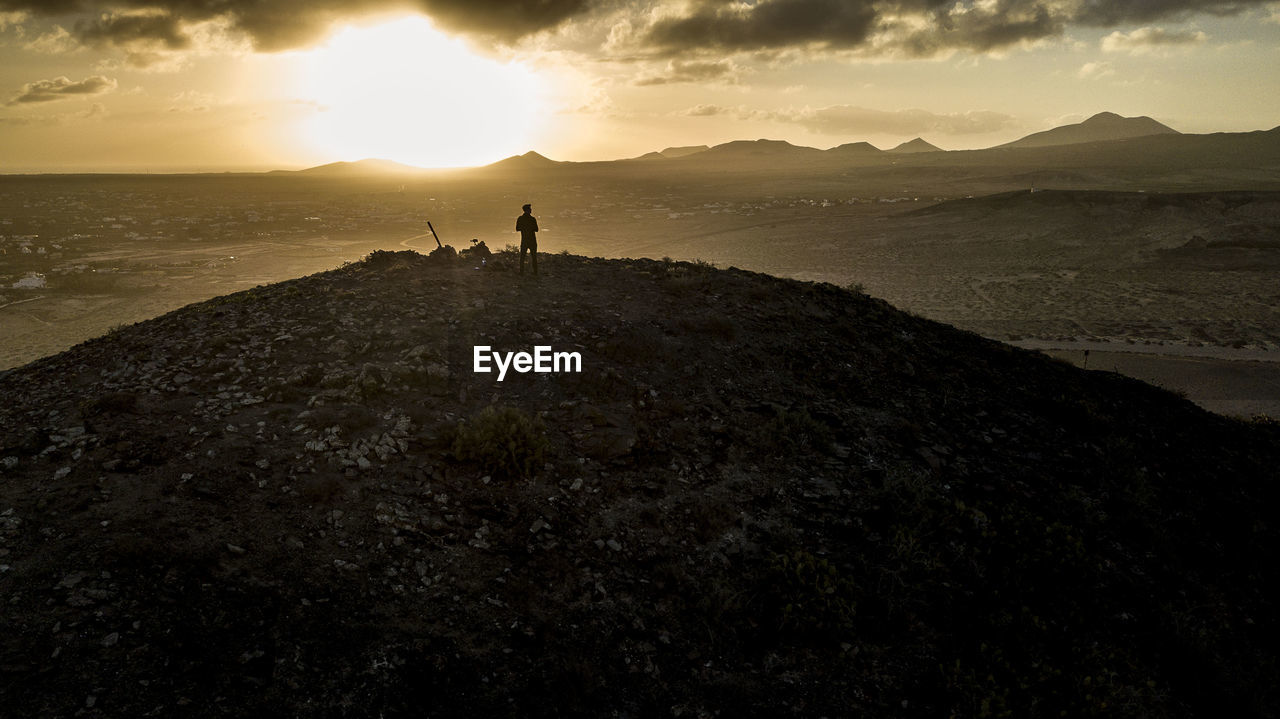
[1,249,1277,717]
[997,112,1179,149]
[282,158,428,176]
[887,137,943,153]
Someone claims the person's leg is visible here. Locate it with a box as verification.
[520,242,527,274]
[531,243,538,275]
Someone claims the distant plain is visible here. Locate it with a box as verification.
[3,128,1280,416]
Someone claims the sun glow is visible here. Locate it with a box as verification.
[293,16,548,168]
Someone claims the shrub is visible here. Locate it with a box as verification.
[80,391,138,417]
[451,406,548,480]
[676,314,737,342]
[459,240,493,263]
[764,550,857,640]
[758,407,834,455]
[425,244,458,265]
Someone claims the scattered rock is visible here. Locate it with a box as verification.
[0,252,1276,719]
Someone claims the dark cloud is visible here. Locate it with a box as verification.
[73,11,191,51]
[0,0,598,52]
[0,0,83,13]
[0,0,1269,57]
[422,0,596,43]
[889,1,1064,57]
[8,75,117,104]
[1073,0,1258,26]
[646,0,879,52]
[637,0,1269,56]
[939,2,1061,51]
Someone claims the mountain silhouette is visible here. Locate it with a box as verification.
[628,145,711,161]
[277,114,1277,180]
[887,137,943,153]
[1,249,1277,717]
[998,111,1179,149]
[702,138,824,159]
[658,145,710,158]
[282,158,427,176]
[484,150,560,171]
[827,141,884,155]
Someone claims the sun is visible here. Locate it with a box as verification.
[292,16,548,168]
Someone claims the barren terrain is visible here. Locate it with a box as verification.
[4,176,1277,417]
[2,250,1277,717]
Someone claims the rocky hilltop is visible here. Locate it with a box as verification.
[1,250,1278,718]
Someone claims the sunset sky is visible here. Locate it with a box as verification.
[1,0,1278,172]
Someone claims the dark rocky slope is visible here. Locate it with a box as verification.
[1,250,1277,717]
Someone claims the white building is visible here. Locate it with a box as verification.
[12,273,46,289]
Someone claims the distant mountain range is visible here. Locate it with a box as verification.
[285,113,1280,177]
[478,112,1187,170]
[278,158,427,176]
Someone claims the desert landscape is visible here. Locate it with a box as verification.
[5,121,1280,416]
[3,1,1280,715]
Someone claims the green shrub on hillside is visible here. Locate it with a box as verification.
[765,550,857,639]
[759,407,834,455]
[452,406,548,480]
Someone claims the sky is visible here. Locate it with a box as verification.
[1,0,1278,172]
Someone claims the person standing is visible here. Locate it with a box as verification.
[516,203,538,276]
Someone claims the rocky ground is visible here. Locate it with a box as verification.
[1,248,1278,717]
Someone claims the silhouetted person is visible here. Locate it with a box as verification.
[516,203,538,276]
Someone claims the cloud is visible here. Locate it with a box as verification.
[889,2,1065,57]
[682,103,735,117]
[767,105,1016,136]
[564,81,619,115]
[64,10,248,69]
[24,25,75,53]
[1101,26,1207,54]
[1077,60,1115,79]
[67,9,198,68]
[81,102,107,119]
[633,0,1267,58]
[168,89,215,112]
[0,9,27,31]
[1072,0,1258,26]
[645,0,879,52]
[7,75,117,105]
[0,0,1266,59]
[0,0,598,53]
[74,10,190,51]
[633,58,742,85]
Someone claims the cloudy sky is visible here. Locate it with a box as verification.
[1,0,1278,171]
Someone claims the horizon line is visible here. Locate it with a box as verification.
[6,117,1279,177]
